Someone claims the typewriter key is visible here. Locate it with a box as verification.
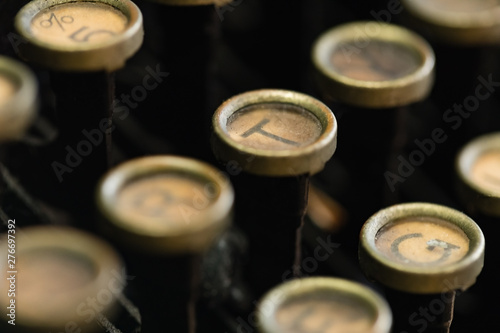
[212,89,337,297]
[312,21,434,109]
[456,132,500,217]
[311,21,435,245]
[401,0,500,45]
[257,277,392,333]
[212,89,337,176]
[96,155,234,332]
[97,155,233,252]
[15,0,143,71]
[14,0,143,220]
[359,202,484,332]
[0,226,127,333]
[0,56,38,143]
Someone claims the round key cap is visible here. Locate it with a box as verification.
[0,225,125,333]
[312,21,435,109]
[257,277,392,333]
[97,155,234,332]
[212,89,337,176]
[456,132,500,217]
[97,155,234,253]
[359,202,484,293]
[401,0,500,45]
[0,56,38,142]
[15,0,143,71]
[359,202,484,332]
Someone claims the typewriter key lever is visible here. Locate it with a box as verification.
[212,89,337,297]
[96,155,234,332]
[312,21,435,245]
[257,277,392,333]
[14,0,143,220]
[359,202,485,333]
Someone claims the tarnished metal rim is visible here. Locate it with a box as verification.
[359,202,485,294]
[312,21,435,109]
[15,0,144,71]
[96,155,234,254]
[455,132,500,217]
[257,277,392,333]
[211,89,337,176]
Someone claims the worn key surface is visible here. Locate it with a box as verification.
[375,217,469,267]
[115,173,219,232]
[227,103,323,151]
[330,40,421,82]
[275,294,375,333]
[30,2,127,47]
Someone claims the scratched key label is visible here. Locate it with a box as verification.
[115,173,219,230]
[275,293,375,333]
[375,217,469,267]
[30,2,128,47]
[330,40,420,82]
[226,103,323,151]
[470,150,500,195]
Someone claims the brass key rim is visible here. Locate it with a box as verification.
[312,21,435,108]
[15,0,144,71]
[359,202,485,294]
[0,225,125,331]
[401,0,500,45]
[0,56,38,142]
[456,132,500,217]
[212,89,338,177]
[257,277,392,333]
[96,155,234,254]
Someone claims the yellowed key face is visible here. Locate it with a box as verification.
[470,150,500,195]
[275,294,375,333]
[30,2,128,47]
[418,0,499,12]
[375,218,469,267]
[0,74,17,108]
[226,103,323,151]
[115,173,219,231]
[16,249,96,319]
[330,41,421,82]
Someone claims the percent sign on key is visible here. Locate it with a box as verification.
[31,3,128,45]
[40,13,74,31]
